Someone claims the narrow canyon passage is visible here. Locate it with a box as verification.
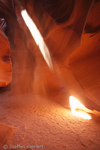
[0,0,100,150]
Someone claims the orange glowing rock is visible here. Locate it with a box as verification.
[0,27,12,87]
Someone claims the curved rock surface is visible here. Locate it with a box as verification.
[0,1,100,150]
[69,1,100,108]
[0,27,12,87]
[0,0,100,111]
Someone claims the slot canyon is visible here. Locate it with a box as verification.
[0,0,100,149]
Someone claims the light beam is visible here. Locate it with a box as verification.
[69,96,91,119]
[21,10,53,70]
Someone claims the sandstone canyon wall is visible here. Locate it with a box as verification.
[0,0,100,111]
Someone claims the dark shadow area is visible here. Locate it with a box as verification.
[85,23,100,33]
[95,0,100,3]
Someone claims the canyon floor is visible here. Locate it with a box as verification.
[0,91,100,150]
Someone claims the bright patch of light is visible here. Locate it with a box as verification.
[21,10,53,70]
[69,96,91,119]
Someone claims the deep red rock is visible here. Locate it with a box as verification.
[0,27,12,87]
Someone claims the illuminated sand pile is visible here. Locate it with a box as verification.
[69,96,91,119]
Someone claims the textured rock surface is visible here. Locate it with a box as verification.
[0,0,18,47]
[0,0,100,110]
[0,0,99,110]
[69,1,100,107]
[14,0,100,110]
[0,27,12,87]
[23,0,94,61]
[0,122,16,148]
[0,93,100,150]
[0,0,100,150]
